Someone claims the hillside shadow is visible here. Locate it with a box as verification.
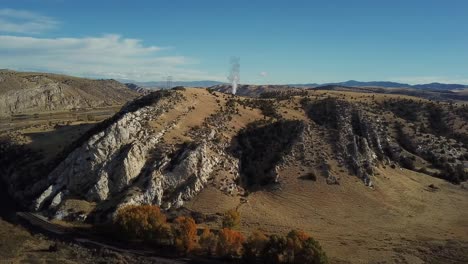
[229,120,305,189]
[22,123,96,161]
[0,123,97,220]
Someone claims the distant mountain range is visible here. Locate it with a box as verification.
[119,79,468,91]
[289,80,468,90]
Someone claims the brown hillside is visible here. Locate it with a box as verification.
[0,70,138,116]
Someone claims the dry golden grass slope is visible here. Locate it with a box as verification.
[189,166,468,263]
[180,88,468,263]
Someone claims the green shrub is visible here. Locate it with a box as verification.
[399,156,415,170]
[172,86,186,91]
[243,230,269,263]
[222,209,241,229]
[258,230,328,264]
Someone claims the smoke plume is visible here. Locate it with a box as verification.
[228,56,240,94]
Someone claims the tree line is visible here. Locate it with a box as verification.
[111,205,328,263]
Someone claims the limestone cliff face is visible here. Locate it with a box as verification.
[0,70,138,116]
[300,98,393,186]
[34,105,162,210]
[335,107,389,185]
[118,142,238,211]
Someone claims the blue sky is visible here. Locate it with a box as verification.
[1,0,468,84]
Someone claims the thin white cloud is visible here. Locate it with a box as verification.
[259,71,268,77]
[0,8,59,34]
[0,34,225,81]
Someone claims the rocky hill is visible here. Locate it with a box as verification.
[1,87,466,220]
[1,87,467,262]
[124,83,153,95]
[0,70,139,117]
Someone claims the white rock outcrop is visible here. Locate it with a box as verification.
[32,92,238,219]
[33,103,163,208]
[117,143,230,211]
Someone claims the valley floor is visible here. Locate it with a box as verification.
[187,167,468,263]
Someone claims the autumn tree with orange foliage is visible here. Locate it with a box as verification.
[112,206,328,262]
[199,227,218,255]
[216,228,245,257]
[114,205,170,241]
[172,216,198,254]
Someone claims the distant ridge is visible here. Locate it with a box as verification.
[117,79,226,88]
[124,83,152,94]
[412,82,468,90]
[290,80,468,90]
[119,78,468,91]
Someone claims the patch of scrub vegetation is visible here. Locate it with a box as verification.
[259,89,309,101]
[426,103,450,136]
[424,103,468,146]
[394,122,468,183]
[236,98,283,119]
[381,98,423,122]
[232,120,304,187]
[454,104,468,122]
[222,209,241,229]
[394,122,417,154]
[382,99,468,146]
